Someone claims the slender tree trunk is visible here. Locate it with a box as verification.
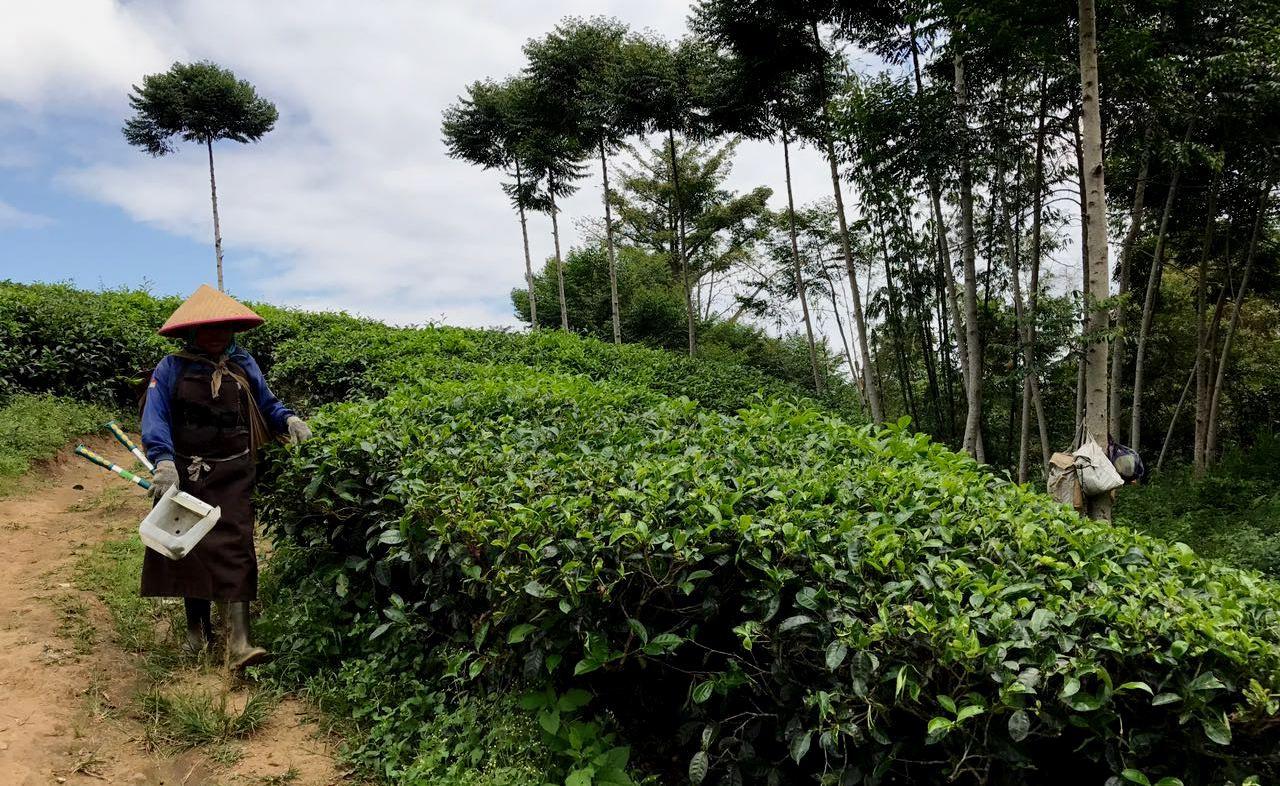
[900,200,943,432]
[827,152,882,422]
[1130,131,1188,448]
[548,175,569,332]
[667,129,696,357]
[206,138,224,292]
[954,53,984,460]
[811,23,882,422]
[876,203,917,423]
[909,22,970,393]
[599,140,622,344]
[933,242,959,439]
[515,161,537,329]
[1019,72,1051,481]
[823,266,859,386]
[784,131,824,392]
[1079,0,1112,520]
[1193,168,1223,476]
[1072,111,1088,444]
[1108,134,1151,439]
[1205,193,1268,462]
[1157,361,1197,473]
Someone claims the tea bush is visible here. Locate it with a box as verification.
[0,281,852,419]
[260,366,1280,785]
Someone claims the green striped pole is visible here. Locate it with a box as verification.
[74,445,153,491]
[105,421,154,472]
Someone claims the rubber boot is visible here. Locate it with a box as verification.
[226,601,268,670]
[183,598,213,655]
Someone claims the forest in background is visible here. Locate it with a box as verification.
[442,0,1279,487]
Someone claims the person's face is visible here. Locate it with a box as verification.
[193,327,234,355]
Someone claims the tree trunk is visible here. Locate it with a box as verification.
[1072,111,1088,444]
[1078,0,1112,520]
[933,241,959,438]
[548,175,569,332]
[599,141,622,344]
[876,205,917,423]
[1019,71,1051,481]
[1156,361,1197,473]
[954,53,984,461]
[515,161,537,329]
[900,200,944,433]
[823,266,860,387]
[1205,193,1268,462]
[206,138,224,292]
[909,22,970,394]
[1108,135,1151,439]
[667,129,696,357]
[1193,167,1223,476]
[827,151,882,422]
[784,131,824,392]
[811,23,882,422]
[1130,130,1188,449]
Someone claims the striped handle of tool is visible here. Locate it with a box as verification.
[74,445,153,490]
[105,421,154,472]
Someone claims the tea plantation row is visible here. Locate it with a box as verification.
[0,281,854,418]
[257,366,1280,785]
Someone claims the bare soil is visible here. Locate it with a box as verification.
[0,438,346,785]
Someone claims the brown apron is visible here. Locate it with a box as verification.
[140,358,258,601]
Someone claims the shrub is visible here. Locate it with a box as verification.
[260,367,1280,785]
[1116,434,1280,577]
[0,281,856,420]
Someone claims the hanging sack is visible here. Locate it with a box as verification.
[1047,452,1083,511]
[1073,438,1124,496]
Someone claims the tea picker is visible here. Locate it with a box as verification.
[137,284,312,669]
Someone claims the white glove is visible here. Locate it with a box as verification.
[287,416,313,444]
[151,460,179,499]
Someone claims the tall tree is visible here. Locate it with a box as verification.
[612,35,719,356]
[1077,0,1112,519]
[524,18,633,343]
[609,139,772,328]
[123,61,278,292]
[443,78,545,328]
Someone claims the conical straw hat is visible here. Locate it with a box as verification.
[158,284,265,337]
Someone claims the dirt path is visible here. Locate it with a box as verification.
[0,438,346,785]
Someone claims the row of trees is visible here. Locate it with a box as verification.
[443,1,1279,504]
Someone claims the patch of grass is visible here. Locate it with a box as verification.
[1116,435,1280,576]
[73,531,183,674]
[257,767,301,785]
[53,594,97,655]
[139,687,275,751]
[0,394,113,497]
[67,484,135,515]
[67,484,134,515]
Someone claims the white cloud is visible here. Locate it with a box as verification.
[0,200,53,230]
[0,0,1078,339]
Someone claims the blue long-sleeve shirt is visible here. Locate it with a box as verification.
[142,347,294,465]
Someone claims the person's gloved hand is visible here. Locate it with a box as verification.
[151,460,179,499]
[287,416,313,445]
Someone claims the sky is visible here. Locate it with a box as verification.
[0,0,846,328]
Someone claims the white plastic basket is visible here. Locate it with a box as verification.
[139,485,221,561]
